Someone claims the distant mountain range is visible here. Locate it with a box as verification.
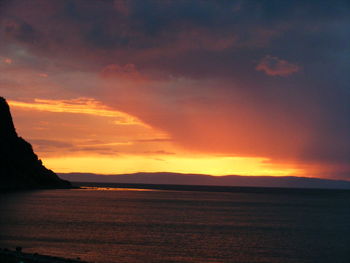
[59,172,350,190]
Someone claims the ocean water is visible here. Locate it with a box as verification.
[0,186,350,263]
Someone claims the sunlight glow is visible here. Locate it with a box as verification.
[44,155,300,176]
[9,98,301,177]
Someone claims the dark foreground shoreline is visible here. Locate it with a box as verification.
[0,248,89,263]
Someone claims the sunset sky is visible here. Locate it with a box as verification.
[0,0,349,179]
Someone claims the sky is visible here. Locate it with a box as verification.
[0,0,349,179]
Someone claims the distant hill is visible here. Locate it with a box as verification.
[59,172,350,190]
[0,97,71,191]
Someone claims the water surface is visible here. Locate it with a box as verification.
[0,187,349,263]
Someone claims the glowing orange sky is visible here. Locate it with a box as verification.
[8,98,301,176]
[1,0,349,180]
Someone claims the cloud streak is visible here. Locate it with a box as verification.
[9,98,146,126]
[256,55,300,76]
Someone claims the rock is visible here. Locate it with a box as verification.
[0,97,71,190]
[0,248,89,263]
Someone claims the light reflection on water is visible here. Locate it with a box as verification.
[79,187,160,191]
[0,188,350,263]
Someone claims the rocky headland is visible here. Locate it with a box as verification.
[0,97,71,191]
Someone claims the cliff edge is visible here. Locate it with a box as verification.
[0,97,71,190]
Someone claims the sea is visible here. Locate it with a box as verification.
[1,183,350,263]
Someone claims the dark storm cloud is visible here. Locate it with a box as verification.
[1,0,349,177]
[256,55,300,76]
[3,17,39,43]
[1,0,348,76]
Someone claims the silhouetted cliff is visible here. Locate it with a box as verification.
[0,97,71,190]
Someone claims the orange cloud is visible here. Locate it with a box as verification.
[1,57,13,64]
[9,97,172,159]
[8,98,146,126]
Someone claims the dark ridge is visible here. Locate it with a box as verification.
[60,172,350,190]
[0,97,71,191]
